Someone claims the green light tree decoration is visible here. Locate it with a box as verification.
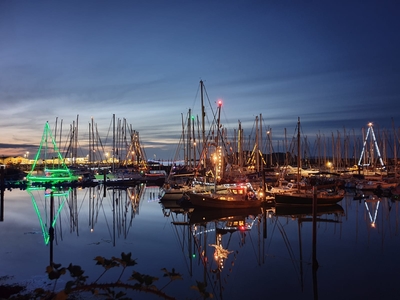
[27,122,77,183]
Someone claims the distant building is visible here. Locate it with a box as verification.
[0,156,27,165]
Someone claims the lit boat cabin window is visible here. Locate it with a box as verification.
[231,188,245,195]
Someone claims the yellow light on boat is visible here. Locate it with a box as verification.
[368,122,373,127]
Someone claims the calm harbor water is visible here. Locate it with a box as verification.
[1,185,400,299]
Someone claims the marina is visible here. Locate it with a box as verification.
[0,83,399,298]
[2,1,399,298]
[1,185,400,299]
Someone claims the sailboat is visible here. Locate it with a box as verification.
[273,183,345,206]
[161,80,240,205]
[159,80,211,202]
[273,118,345,206]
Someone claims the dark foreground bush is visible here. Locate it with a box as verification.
[1,252,212,300]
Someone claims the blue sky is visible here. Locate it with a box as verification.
[1,0,399,161]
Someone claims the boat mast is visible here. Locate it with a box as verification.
[336,131,341,171]
[188,108,192,168]
[238,121,243,168]
[255,115,259,173]
[260,113,263,170]
[112,114,115,174]
[88,122,91,166]
[201,80,206,172]
[215,100,223,184]
[331,132,335,172]
[267,127,272,167]
[91,117,95,167]
[54,117,58,166]
[192,114,196,170]
[75,115,79,167]
[59,119,63,165]
[181,113,186,166]
[393,118,398,179]
[344,127,349,169]
[297,117,301,188]
[317,131,321,169]
[284,128,288,167]
[55,117,61,167]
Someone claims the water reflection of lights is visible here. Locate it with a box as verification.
[193,228,216,236]
[192,217,259,238]
[26,187,71,245]
[144,186,162,202]
[192,216,259,236]
[211,242,232,269]
[364,199,380,228]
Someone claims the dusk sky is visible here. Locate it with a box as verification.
[1,0,399,161]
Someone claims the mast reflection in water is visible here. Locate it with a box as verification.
[1,190,400,299]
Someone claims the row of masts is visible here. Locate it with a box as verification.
[51,114,147,170]
[48,81,399,176]
[178,81,399,177]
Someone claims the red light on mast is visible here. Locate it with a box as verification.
[217,99,222,107]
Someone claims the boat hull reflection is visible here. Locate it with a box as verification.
[274,204,345,217]
[189,207,263,225]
